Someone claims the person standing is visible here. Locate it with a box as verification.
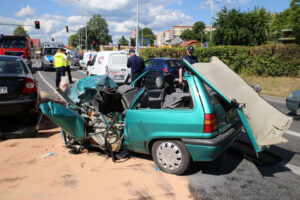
[53,48,67,88]
[65,51,73,83]
[179,46,198,85]
[127,49,145,87]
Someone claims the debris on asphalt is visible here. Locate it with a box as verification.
[40,152,56,158]
[154,166,161,172]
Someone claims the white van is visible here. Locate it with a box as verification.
[87,51,129,83]
[80,51,97,69]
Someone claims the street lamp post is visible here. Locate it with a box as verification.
[78,0,88,51]
[210,0,220,41]
[136,0,139,54]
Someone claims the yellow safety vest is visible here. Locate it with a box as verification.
[54,53,65,68]
[67,54,71,66]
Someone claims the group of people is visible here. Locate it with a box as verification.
[55,46,198,88]
[53,48,73,88]
[127,46,198,87]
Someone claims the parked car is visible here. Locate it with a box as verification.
[145,58,181,79]
[71,54,80,67]
[40,57,292,175]
[0,55,41,138]
[87,51,129,83]
[80,51,97,70]
[286,89,300,115]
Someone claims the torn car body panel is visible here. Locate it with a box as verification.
[184,57,293,152]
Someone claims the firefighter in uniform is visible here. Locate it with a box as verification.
[65,51,73,83]
[53,48,67,87]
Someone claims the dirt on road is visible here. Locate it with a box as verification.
[0,94,192,200]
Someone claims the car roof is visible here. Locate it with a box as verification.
[0,55,21,59]
[148,58,179,61]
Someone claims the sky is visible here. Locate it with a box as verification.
[0,0,291,44]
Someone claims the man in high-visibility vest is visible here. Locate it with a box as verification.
[65,51,73,83]
[53,48,67,87]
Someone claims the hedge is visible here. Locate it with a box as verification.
[139,44,300,77]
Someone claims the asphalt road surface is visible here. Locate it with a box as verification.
[32,60,300,200]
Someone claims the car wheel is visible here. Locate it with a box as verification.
[152,140,191,175]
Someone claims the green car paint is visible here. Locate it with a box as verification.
[40,102,85,139]
[182,59,263,152]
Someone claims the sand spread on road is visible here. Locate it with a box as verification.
[0,122,192,200]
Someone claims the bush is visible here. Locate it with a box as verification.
[140,44,300,77]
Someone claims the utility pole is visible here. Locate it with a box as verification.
[136,0,139,54]
[85,5,88,51]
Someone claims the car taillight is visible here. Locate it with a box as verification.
[204,113,218,133]
[23,78,37,94]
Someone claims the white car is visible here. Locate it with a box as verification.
[87,51,130,83]
[79,51,97,69]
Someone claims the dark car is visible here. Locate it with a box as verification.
[145,58,181,79]
[72,54,80,67]
[0,55,41,138]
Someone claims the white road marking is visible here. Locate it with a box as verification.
[280,162,300,176]
[37,71,63,99]
[286,130,300,138]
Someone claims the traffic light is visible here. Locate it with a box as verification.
[66,26,69,33]
[52,38,54,42]
[93,41,95,44]
[34,21,40,29]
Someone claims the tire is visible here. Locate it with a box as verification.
[152,140,191,175]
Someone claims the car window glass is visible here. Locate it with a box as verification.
[0,59,25,74]
[165,60,181,68]
[90,55,97,65]
[152,60,162,69]
[109,54,127,65]
[145,60,154,68]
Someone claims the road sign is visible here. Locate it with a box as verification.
[131,30,136,37]
[204,42,207,48]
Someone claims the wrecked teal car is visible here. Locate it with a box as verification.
[40,57,292,175]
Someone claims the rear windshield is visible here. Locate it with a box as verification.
[165,60,180,68]
[109,54,127,65]
[0,38,27,49]
[43,48,59,55]
[0,58,26,74]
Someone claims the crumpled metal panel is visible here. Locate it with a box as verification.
[40,102,85,139]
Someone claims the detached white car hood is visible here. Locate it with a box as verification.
[188,57,293,149]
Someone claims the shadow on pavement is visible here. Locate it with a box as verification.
[185,135,297,177]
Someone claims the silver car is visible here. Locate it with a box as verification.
[286,89,300,115]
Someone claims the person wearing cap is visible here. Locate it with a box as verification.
[127,49,145,87]
[53,48,67,87]
[179,46,198,85]
[65,51,74,84]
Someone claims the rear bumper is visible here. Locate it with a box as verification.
[182,120,243,161]
[0,99,38,116]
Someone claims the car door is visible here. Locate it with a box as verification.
[124,78,203,153]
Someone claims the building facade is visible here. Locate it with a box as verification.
[172,25,192,36]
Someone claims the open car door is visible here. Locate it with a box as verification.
[184,57,293,152]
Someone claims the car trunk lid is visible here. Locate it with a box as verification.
[184,57,293,152]
[0,75,26,100]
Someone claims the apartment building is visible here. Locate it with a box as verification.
[172,25,193,36]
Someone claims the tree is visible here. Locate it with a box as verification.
[138,27,156,46]
[214,7,270,46]
[13,26,29,37]
[68,33,79,47]
[180,29,196,41]
[118,36,129,46]
[86,14,112,50]
[129,37,136,47]
[192,21,205,42]
[289,0,300,44]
